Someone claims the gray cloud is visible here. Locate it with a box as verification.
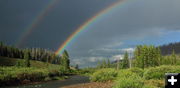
[1,0,180,67]
[68,0,180,67]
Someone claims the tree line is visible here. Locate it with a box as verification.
[159,42,180,55]
[97,45,180,69]
[0,42,70,69]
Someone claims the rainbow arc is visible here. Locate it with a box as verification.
[55,0,127,55]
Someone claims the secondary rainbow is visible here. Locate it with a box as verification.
[16,0,60,47]
[55,0,127,55]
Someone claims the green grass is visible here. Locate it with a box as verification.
[0,56,59,68]
[0,56,19,66]
[78,68,96,76]
[0,66,68,86]
[90,65,180,88]
[144,65,180,80]
[90,68,118,82]
[0,56,71,86]
[0,67,47,86]
[113,68,144,88]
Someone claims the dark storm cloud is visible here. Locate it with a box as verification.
[67,0,180,67]
[0,0,51,44]
[69,0,180,51]
[0,0,118,48]
[1,0,180,67]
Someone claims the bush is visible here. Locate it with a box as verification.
[127,67,144,77]
[16,69,49,81]
[15,60,25,67]
[113,68,144,88]
[0,66,64,86]
[79,68,96,76]
[109,66,180,88]
[117,69,140,79]
[143,65,180,80]
[90,68,118,82]
[113,73,144,88]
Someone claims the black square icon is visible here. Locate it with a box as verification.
[165,73,180,88]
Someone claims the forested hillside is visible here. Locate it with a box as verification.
[0,42,61,64]
[0,42,74,87]
[159,42,180,55]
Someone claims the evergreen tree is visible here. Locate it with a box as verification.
[75,64,79,70]
[107,59,111,68]
[61,50,70,69]
[97,60,102,68]
[24,50,30,67]
[171,50,177,65]
[157,47,162,66]
[134,45,161,69]
[102,59,107,68]
[122,51,129,69]
[134,45,144,68]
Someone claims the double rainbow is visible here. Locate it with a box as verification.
[16,0,130,55]
[16,0,59,47]
[55,0,127,55]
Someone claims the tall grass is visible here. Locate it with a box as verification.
[90,68,118,82]
[144,65,180,80]
[113,68,144,88]
[0,66,67,86]
[91,66,180,88]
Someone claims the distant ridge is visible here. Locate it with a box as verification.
[159,42,180,55]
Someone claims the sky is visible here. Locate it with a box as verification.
[0,0,180,67]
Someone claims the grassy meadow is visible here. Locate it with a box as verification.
[83,45,180,88]
[90,65,180,88]
[0,56,71,86]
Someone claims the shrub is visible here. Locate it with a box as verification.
[90,68,118,82]
[143,65,180,80]
[117,69,139,78]
[16,69,49,81]
[0,66,58,86]
[113,74,144,88]
[48,69,60,77]
[15,60,25,67]
[79,68,96,76]
[127,67,144,77]
[113,68,145,88]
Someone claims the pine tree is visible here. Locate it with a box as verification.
[24,50,30,67]
[122,51,129,69]
[171,50,177,65]
[134,45,144,68]
[97,60,102,68]
[134,45,161,69]
[75,64,79,70]
[107,59,111,68]
[157,47,162,66]
[61,50,70,70]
